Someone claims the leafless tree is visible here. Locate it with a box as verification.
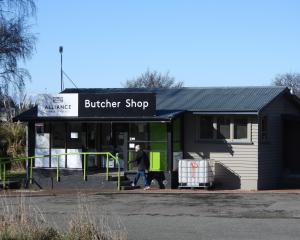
[272,72,300,93]
[0,0,36,95]
[123,69,183,88]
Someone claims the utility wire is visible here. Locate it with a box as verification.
[62,70,78,88]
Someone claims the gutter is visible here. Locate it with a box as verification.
[192,111,258,115]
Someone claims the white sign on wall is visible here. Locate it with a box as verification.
[37,94,78,117]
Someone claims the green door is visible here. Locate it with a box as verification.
[149,123,167,171]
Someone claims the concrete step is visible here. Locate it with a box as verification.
[124,170,137,175]
[99,172,125,177]
[31,173,118,190]
[107,175,127,181]
[121,185,141,190]
[120,180,132,187]
[0,180,22,189]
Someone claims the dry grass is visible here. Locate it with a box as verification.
[0,195,60,240]
[65,194,128,240]
[0,194,128,240]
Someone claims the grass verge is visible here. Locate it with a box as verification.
[0,194,127,240]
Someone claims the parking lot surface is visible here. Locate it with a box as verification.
[2,192,300,240]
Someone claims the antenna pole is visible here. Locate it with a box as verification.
[59,46,63,91]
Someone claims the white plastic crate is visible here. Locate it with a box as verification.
[178,159,214,188]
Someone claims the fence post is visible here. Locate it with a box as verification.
[106,154,109,180]
[117,153,120,191]
[3,163,6,189]
[57,155,60,182]
[30,157,33,184]
[83,154,87,181]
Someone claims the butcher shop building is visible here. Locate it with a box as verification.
[14,86,300,190]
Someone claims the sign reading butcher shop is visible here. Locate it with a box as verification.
[78,93,156,117]
[37,92,156,117]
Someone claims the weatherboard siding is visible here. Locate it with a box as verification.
[258,95,300,189]
[184,113,258,190]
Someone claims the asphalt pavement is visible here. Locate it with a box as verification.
[2,192,300,240]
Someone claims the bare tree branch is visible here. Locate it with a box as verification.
[123,69,183,88]
[0,0,36,96]
[272,72,300,93]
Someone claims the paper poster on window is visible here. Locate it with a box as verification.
[34,149,49,167]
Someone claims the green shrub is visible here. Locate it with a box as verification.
[0,121,26,170]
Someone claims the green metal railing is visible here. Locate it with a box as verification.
[0,152,121,191]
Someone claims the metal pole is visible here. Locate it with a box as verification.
[59,46,63,91]
[106,154,109,180]
[3,163,5,189]
[117,153,120,191]
[83,154,87,181]
[57,155,60,182]
[30,158,33,184]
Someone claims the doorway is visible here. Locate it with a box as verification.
[99,123,128,170]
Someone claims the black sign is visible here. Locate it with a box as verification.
[78,93,156,117]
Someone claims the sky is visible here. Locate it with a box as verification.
[24,0,300,95]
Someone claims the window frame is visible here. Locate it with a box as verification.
[196,115,252,144]
[217,117,231,140]
[233,118,248,140]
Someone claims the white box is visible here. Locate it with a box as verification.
[51,149,66,168]
[178,159,214,187]
[34,148,49,167]
[108,160,114,168]
[67,149,82,168]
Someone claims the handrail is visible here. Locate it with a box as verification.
[0,151,121,191]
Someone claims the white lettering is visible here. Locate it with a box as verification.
[85,98,149,110]
[125,99,131,108]
[125,99,149,110]
[143,101,149,109]
[85,100,90,108]
[85,99,122,108]
[45,104,71,110]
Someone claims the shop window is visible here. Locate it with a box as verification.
[67,123,83,149]
[234,118,248,139]
[199,116,214,139]
[128,122,168,171]
[101,123,112,148]
[52,123,66,148]
[35,123,44,135]
[35,123,50,167]
[129,123,148,141]
[86,123,97,150]
[261,116,268,142]
[217,117,230,139]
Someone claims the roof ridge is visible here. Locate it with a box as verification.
[63,86,287,91]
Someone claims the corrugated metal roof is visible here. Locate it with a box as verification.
[62,86,288,112]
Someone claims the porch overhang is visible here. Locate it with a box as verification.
[13,107,185,122]
[192,111,258,115]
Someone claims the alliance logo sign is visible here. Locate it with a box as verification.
[52,97,63,103]
[37,94,78,117]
